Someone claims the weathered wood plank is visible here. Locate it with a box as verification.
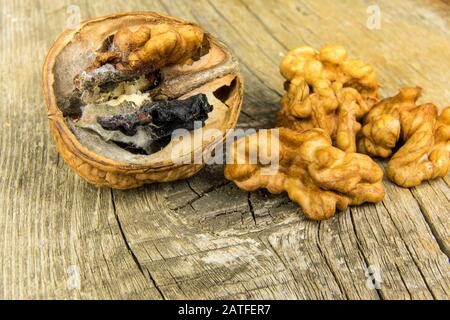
[0,0,164,299]
[0,0,448,299]
[410,179,450,256]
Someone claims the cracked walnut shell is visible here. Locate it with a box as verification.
[42,12,243,189]
[358,87,450,187]
[277,45,379,152]
[224,128,385,220]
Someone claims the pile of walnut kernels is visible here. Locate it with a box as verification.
[224,45,450,220]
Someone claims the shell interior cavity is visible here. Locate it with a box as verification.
[52,15,241,164]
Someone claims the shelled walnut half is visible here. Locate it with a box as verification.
[224,128,385,220]
[277,45,379,152]
[358,87,450,187]
[42,12,243,188]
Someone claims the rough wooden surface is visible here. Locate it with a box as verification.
[0,0,449,299]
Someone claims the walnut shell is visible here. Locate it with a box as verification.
[42,12,243,189]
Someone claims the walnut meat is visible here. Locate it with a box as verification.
[89,23,204,72]
[277,45,379,152]
[224,128,385,220]
[42,12,243,188]
[358,87,450,187]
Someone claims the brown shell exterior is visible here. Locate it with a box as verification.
[42,12,243,189]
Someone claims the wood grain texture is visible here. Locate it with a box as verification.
[0,0,449,299]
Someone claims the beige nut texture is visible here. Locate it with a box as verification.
[358,87,450,187]
[277,45,380,153]
[89,23,205,72]
[224,128,385,220]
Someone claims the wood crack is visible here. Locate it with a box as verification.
[147,270,167,300]
[247,192,257,225]
[240,110,259,122]
[394,264,413,300]
[186,180,201,197]
[349,208,384,300]
[409,187,449,258]
[110,189,166,299]
[316,221,349,299]
[261,235,301,298]
[172,180,232,210]
[380,199,438,299]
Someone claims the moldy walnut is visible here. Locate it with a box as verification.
[358,87,450,187]
[277,45,379,152]
[42,12,243,188]
[224,128,385,220]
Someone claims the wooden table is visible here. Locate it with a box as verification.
[1,0,449,299]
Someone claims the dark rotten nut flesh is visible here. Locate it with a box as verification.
[97,93,212,144]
